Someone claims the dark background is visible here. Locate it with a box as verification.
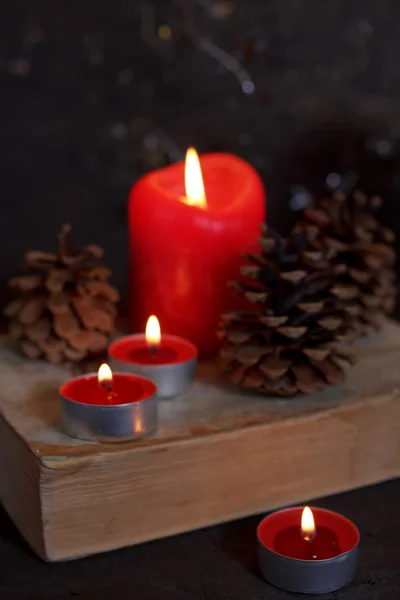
[2,0,400,310]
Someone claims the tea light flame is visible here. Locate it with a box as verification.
[98,363,113,392]
[301,506,316,542]
[184,147,207,208]
[98,363,113,384]
[146,315,161,349]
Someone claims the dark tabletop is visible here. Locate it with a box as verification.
[0,479,399,600]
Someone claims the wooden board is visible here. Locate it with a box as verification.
[1,319,400,561]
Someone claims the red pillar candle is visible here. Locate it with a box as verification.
[129,148,265,357]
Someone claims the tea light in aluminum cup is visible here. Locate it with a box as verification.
[60,364,158,443]
[109,316,197,399]
[257,506,360,594]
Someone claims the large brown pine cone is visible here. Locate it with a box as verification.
[219,226,355,396]
[297,189,397,333]
[3,225,119,364]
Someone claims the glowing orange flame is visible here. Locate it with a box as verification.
[98,363,113,384]
[146,315,161,348]
[184,147,207,208]
[301,506,316,542]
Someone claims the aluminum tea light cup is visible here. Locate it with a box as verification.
[257,506,360,594]
[60,364,158,443]
[109,316,197,399]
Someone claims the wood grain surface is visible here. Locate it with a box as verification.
[1,319,400,560]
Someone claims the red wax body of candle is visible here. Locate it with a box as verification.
[60,373,156,406]
[274,526,339,560]
[130,346,177,364]
[129,153,265,358]
[258,507,359,561]
[109,334,196,366]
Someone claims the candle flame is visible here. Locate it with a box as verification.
[301,506,315,542]
[98,363,113,384]
[184,147,207,208]
[146,315,161,348]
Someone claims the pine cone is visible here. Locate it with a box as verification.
[297,189,397,333]
[219,226,355,397]
[3,225,119,364]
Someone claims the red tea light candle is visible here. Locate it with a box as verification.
[109,315,197,399]
[60,364,158,443]
[129,148,265,358]
[257,506,359,594]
